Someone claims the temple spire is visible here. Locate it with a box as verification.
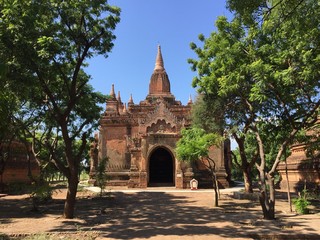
[154,45,165,71]
[147,45,174,102]
[109,84,116,99]
[122,103,127,113]
[117,91,121,102]
[128,94,134,104]
[188,94,193,104]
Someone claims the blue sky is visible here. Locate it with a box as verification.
[87,1,233,105]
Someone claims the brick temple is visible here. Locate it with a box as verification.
[0,141,39,185]
[277,121,320,192]
[89,46,230,189]
[278,143,319,192]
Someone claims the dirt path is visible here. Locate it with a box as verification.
[0,187,320,239]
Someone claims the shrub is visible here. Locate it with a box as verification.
[96,157,109,197]
[293,189,310,214]
[30,180,53,211]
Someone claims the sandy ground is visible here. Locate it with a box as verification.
[0,186,320,240]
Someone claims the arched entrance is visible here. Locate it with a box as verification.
[148,147,175,187]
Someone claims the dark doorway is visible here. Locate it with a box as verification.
[149,148,174,187]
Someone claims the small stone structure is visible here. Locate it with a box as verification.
[278,143,319,192]
[278,120,320,192]
[90,46,231,189]
[0,140,40,185]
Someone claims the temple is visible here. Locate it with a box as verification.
[0,141,39,186]
[89,46,230,188]
[277,121,320,192]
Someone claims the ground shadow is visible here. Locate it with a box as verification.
[55,191,319,239]
[1,190,320,239]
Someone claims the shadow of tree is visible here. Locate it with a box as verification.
[0,194,66,227]
[54,191,319,239]
[1,191,320,239]
[0,233,10,240]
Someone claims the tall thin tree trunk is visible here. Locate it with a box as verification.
[212,173,219,207]
[254,127,276,220]
[258,170,275,220]
[0,173,3,192]
[63,173,79,219]
[284,153,292,212]
[243,168,253,193]
[267,176,275,219]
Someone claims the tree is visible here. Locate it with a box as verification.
[189,0,320,219]
[189,17,258,194]
[229,132,258,193]
[0,1,120,218]
[191,94,225,134]
[176,127,222,207]
[0,60,19,190]
[190,94,233,184]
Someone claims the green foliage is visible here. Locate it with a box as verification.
[293,189,310,214]
[231,147,258,181]
[252,120,292,170]
[177,127,222,207]
[30,180,53,203]
[0,0,121,149]
[0,0,120,218]
[7,179,53,212]
[96,157,109,197]
[190,0,320,218]
[190,0,320,174]
[176,127,222,162]
[80,171,89,181]
[29,178,54,212]
[226,0,268,25]
[191,94,224,134]
[0,65,18,142]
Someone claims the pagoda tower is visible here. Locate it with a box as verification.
[89,45,230,189]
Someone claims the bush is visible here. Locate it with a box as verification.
[96,157,109,197]
[293,189,310,214]
[80,171,89,181]
[30,180,53,211]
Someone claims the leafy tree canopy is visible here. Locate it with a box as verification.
[189,0,320,219]
[176,127,222,162]
[0,0,120,218]
[191,94,225,134]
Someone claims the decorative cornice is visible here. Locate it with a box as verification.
[109,84,116,99]
[139,99,179,127]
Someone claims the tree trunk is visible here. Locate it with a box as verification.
[0,173,3,192]
[63,173,79,219]
[253,127,275,220]
[266,176,275,219]
[233,135,255,193]
[212,173,219,207]
[258,171,275,220]
[243,167,253,193]
[213,187,219,207]
[284,155,292,212]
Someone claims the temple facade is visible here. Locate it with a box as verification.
[277,121,320,192]
[89,46,230,189]
[0,141,40,185]
[277,143,319,192]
